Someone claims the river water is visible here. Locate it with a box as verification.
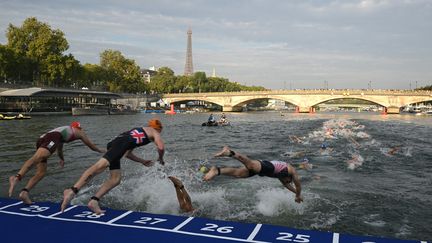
[0,111,431,241]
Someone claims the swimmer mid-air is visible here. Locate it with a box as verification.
[204,146,303,203]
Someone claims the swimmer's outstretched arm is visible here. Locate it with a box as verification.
[77,130,105,153]
[125,150,153,166]
[292,173,303,203]
[280,179,297,194]
[279,172,303,203]
[57,143,65,168]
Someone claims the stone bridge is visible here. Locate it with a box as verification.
[163,90,432,113]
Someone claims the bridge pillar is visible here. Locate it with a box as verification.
[297,106,311,113]
[386,106,400,114]
[222,105,242,112]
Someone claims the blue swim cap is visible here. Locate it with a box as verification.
[321,143,327,149]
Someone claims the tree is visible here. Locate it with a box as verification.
[82,63,107,89]
[100,49,145,93]
[0,44,15,81]
[418,85,432,91]
[6,17,71,86]
[147,67,177,93]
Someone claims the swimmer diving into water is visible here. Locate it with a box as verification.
[8,122,105,204]
[204,146,303,203]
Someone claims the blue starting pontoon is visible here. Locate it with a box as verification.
[0,198,427,243]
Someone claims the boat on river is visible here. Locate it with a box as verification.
[72,106,109,116]
[0,113,31,120]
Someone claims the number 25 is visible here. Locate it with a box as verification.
[276,233,310,242]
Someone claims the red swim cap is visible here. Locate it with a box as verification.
[148,119,162,132]
[71,121,82,129]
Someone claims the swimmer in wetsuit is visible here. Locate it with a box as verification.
[61,119,165,214]
[8,122,105,204]
[204,146,303,203]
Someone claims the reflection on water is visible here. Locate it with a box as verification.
[0,111,431,240]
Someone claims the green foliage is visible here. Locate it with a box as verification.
[0,44,16,81]
[4,17,78,87]
[100,49,146,93]
[417,85,432,91]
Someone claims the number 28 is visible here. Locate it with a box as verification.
[276,233,310,242]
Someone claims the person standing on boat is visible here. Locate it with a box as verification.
[204,146,303,204]
[8,122,105,204]
[61,119,165,214]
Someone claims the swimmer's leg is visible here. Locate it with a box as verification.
[19,162,47,204]
[215,146,261,172]
[88,197,105,215]
[169,176,194,212]
[203,166,249,181]
[9,148,50,197]
[88,169,121,214]
[61,158,109,211]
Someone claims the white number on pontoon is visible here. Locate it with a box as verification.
[134,217,167,225]
[20,205,49,212]
[276,232,310,242]
[74,211,104,219]
[201,223,234,233]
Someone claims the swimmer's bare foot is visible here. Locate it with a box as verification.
[88,199,105,215]
[168,176,183,188]
[203,166,219,181]
[19,190,33,204]
[8,176,18,197]
[61,189,75,212]
[214,146,232,157]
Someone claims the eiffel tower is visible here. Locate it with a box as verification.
[184,28,194,76]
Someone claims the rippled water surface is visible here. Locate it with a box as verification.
[0,111,431,241]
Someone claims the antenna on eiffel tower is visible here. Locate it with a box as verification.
[184,28,194,76]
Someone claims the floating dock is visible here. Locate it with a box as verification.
[0,198,427,243]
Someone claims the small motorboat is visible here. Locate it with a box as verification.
[202,121,219,126]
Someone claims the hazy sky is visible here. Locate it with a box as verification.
[1,0,431,90]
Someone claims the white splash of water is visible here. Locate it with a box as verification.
[254,187,304,216]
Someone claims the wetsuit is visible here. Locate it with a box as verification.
[36,126,78,157]
[103,127,151,170]
[249,160,293,180]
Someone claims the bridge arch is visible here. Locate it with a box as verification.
[230,95,300,108]
[310,96,386,108]
[401,97,432,106]
[164,97,224,108]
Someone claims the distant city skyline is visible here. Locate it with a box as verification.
[0,0,431,90]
